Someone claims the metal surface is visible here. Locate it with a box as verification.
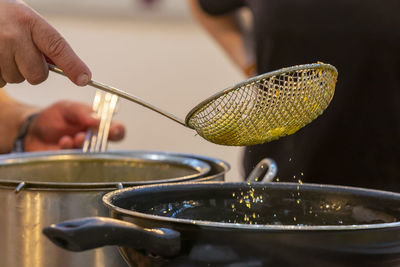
[48,64,186,127]
[246,158,277,182]
[0,150,229,267]
[83,91,119,153]
[186,63,338,145]
[109,182,400,266]
[49,63,337,146]
[44,182,400,266]
[0,151,212,188]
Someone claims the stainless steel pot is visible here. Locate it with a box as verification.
[0,150,229,267]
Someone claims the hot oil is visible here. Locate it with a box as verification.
[131,185,398,226]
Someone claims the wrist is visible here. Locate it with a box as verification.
[12,112,40,153]
[0,90,38,153]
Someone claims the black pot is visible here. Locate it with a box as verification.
[44,182,400,267]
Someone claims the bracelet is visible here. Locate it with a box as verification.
[12,113,39,153]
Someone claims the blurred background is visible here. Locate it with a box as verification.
[4,0,245,181]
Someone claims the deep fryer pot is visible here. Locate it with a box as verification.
[44,181,400,267]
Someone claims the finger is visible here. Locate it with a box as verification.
[0,61,24,84]
[108,121,125,141]
[30,15,91,86]
[73,132,86,148]
[58,136,74,149]
[14,39,48,85]
[0,48,25,83]
[24,135,61,152]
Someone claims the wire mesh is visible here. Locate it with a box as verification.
[186,63,338,146]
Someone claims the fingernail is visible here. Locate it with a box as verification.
[77,74,89,86]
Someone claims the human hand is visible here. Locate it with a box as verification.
[0,0,91,87]
[24,101,125,151]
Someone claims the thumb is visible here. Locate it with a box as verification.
[31,16,91,86]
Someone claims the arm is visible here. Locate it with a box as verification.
[187,0,255,77]
[0,89,37,153]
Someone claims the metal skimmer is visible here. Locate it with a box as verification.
[82,90,119,152]
[49,62,337,146]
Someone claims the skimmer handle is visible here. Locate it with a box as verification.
[48,64,186,127]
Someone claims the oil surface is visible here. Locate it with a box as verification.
[129,186,398,226]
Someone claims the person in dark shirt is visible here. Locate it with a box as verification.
[188,0,400,192]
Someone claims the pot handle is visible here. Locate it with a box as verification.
[42,216,181,258]
[246,158,278,183]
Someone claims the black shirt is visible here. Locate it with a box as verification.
[199,0,400,192]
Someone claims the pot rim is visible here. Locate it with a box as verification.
[0,150,229,190]
[103,181,400,231]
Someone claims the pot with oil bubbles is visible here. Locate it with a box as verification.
[126,182,399,227]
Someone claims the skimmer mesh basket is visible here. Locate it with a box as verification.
[185,63,338,146]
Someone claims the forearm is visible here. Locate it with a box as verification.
[0,89,37,153]
[187,0,250,74]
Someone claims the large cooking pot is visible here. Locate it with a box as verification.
[44,181,400,267]
[0,150,229,267]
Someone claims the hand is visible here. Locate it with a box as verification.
[24,100,125,151]
[0,0,91,87]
